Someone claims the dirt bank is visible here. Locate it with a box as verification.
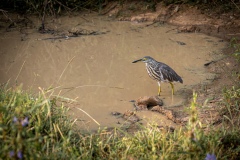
[103,2,240,41]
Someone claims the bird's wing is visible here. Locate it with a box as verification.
[159,64,182,83]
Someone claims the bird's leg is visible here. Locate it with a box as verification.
[170,82,174,95]
[158,82,161,96]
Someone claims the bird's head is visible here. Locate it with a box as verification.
[132,56,154,63]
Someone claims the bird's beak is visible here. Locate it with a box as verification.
[132,58,142,63]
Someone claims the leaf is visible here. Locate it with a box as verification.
[234,52,240,56]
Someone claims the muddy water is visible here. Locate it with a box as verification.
[0,14,226,130]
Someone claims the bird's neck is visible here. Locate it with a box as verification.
[145,61,157,67]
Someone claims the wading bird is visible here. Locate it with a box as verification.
[132,56,183,96]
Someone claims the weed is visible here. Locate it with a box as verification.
[230,38,240,62]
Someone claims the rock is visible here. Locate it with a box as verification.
[111,111,121,116]
[134,96,163,110]
[133,96,184,123]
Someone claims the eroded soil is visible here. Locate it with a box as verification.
[0,2,239,131]
[104,2,240,40]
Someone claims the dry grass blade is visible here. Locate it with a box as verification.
[76,107,100,126]
[15,60,26,82]
[57,56,76,84]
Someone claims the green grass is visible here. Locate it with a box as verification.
[0,85,78,159]
[230,38,240,62]
[1,83,240,159]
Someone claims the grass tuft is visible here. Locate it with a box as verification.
[0,84,78,159]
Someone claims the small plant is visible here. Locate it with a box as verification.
[221,86,240,128]
[230,38,240,62]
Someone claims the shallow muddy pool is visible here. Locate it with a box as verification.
[0,14,226,130]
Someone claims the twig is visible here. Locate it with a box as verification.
[37,30,108,40]
[204,57,225,67]
[145,21,158,27]
[169,38,186,45]
[99,2,118,15]
[166,28,177,33]
[0,9,13,23]
[36,35,75,40]
[55,0,71,13]
[79,16,91,22]
[40,0,48,31]
[230,0,240,10]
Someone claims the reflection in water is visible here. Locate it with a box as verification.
[0,14,226,130]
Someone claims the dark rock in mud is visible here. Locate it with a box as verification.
[111,111,121,116]
[68,28,109,36]
[122,110,141,123]
[110,110,141,124]
[177,25,200,33]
